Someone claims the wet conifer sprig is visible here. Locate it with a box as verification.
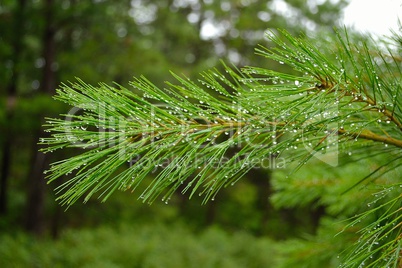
[42,29,402,266]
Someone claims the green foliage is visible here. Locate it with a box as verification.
[0,223,278,267]
[42,28,402,266]
[42,28,402,203]
[274,218,349,268]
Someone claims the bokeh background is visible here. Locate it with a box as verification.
[0,0,366,266]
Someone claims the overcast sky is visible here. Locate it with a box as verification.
[342,0,402,36]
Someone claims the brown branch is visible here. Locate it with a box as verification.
[338,128,402,149]
[313,80,402,131]
[358,95,402,131]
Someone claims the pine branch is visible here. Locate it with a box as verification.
[42,29,402,201]
[42,28,402,266]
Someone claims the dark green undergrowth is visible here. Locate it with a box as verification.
[0,223,278,268]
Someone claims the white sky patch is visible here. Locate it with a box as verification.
[269,0,298,18]
[342,0,402,36]
[199,0,402,40]
[200,21,223,40]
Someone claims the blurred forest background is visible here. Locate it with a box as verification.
[0,0,355,266]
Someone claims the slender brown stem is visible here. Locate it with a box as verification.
[361,96,402,131]
[312,74,402,131]
[338,128,402,149]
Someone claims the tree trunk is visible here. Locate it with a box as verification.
[25,0,56,235]
[249,168,273,235]
[41,0,57,94]
[25,138,48,235]
[0,0,27,215]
